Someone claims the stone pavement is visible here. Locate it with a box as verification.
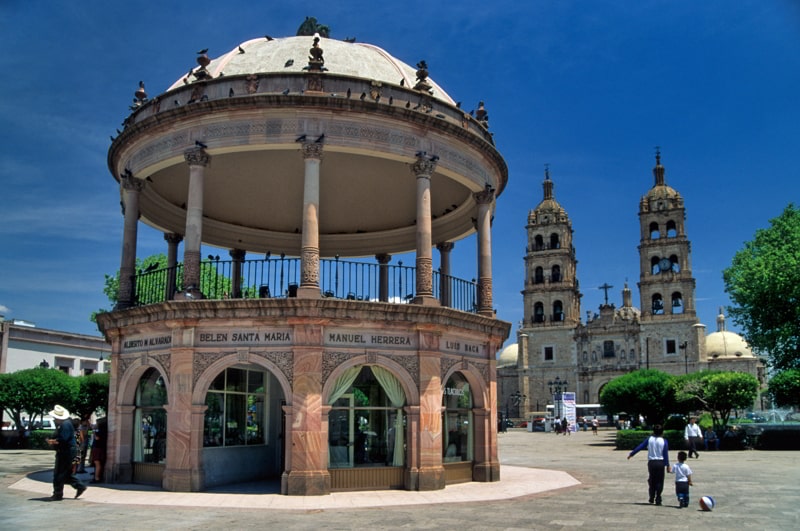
[1,429,798,530]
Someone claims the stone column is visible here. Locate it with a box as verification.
[416,331,444,490]
[474,186,495,316]
[179,148,209,298]
[116,172,144,309]
[376,253,391,302]
[298,142,323,299]
[164,233,182,301]
[436,242,454,307]
[163,346,202,491]
[411,155,439,306]
[229,249,245,298]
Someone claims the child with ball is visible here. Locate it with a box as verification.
[670,450,693,508]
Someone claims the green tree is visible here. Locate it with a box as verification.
[0,368,79,437]
[767,369,800,409]
[723,204,800,370]
[72,372,110,421]
[703,372,760,428]
[599,369,676,426]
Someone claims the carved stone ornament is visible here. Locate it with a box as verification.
[301,142,323,160]
[306,74,324,93]
[252,350,294,386]
[184,148,210,167]
[440,356,460,382]
[322,351,355,384]
[417,257,433,294]
[411,157,437,178]
[301,248,320,285]
[474,185,495,205]
[245,74,260,94]
[478,278,493,310]
[121,172,145,193]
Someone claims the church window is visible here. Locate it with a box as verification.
[619,350,626,360]
[534,235,544,250]
[603,340,615,358]
[551,265,561,282]
[665,339,677,355]
[652,293,664,314]
[583,391,590,404]
[649,221,660,239]
[533,302,545,323]
[666,220,677,237]
[534,267,544,284]
[670,255,680,272]
[582,351,588,363]
[630,349,636,361]
[550,233,560,249]
[553,300,564,321]
[651,256,660,275]
[543,345,554,361]
[671,292,684,314]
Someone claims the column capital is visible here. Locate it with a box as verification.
[411,156,437,178]
[474,184,495,205]
[120,172,145,193]
[436,241,454,253]
[375,253,392,265]
[229,248,246,261]
[301,142,324,160]
[184,147,210,167]
[164,232,183,245]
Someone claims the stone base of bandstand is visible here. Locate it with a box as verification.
[472,461,500,482]
[163,467,203,492]
[284,470,331,496]
[415,466,446,490]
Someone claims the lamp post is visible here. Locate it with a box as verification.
[507,390,526,421]
[548,376,568,420]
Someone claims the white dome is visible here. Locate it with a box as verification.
[706,330,754,359]
[497,343,519,368]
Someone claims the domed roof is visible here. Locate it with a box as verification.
[706,310,754,359]
[167,36,455,105]
[640,151,684,211]
[528,169,570,226]
[497,343,519,368]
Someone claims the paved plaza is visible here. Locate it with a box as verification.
[1,429,797,530]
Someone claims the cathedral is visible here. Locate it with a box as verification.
[497,153,765,420]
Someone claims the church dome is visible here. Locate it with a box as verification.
[705,309,754,359]
[167,36,456,105]
[497,343,519,368]
[528,168,570,226]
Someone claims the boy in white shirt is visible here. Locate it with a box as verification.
[670,450,694,508]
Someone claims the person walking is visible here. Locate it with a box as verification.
[684,417,702,458]
[591,417,599,435]
[561,417,569,436]
[627,424,670,505]
[90,418,107,483]
[670,450,694,508]
[46,405,87,501]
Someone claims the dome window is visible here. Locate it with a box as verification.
[649,221,660,239]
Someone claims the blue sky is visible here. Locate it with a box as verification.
[1,1,798,343]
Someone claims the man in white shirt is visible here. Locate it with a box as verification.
[684,417,702,458]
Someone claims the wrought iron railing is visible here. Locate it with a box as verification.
[133,257,479,313]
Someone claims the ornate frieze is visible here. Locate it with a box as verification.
[411,157,437,178]
[416,257,433,295]
[301,141,323,160]
[151,353,171,378]
[440,356,460,382]
[184,147,210,167]
[252,350,294,387]
[322,351,354,384]
[193,351,225,387]
[301,248,320,285]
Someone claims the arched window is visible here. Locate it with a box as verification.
[328,366,406,468]
[582,351,588,363]
[583,390,590,404]
[442,373,473,463]
[670,254,680,273]
[651,256,661,275]
[630,349,636,361]
[534,266,544,284]
[652,293,664,315]
[553,300,564,321]
[534,235,544,250]
[672,292,684,314]
[533,302,545,323]
[666,220,677,237]
[551,264,561,283]
[134,368,167,464]
[203,367,269,448]
[550,233,560,249]
[649,221,660,239]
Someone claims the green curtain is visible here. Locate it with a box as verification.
[327,366,361,405]
[371,366,406,466]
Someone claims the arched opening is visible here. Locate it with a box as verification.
[553,300,564,322]
[582,351,588,363]
[201,364,286,488]
[534,235,544,250]
[671,292,684,314]
[533,302,545,323]
[442,372,473,464]
[670,254,680,273]
[666,220,677,237]
[630,348,636,361]
[534,266,544,284]
[649,221,660,239]
[550,233,560,249]
[583,390,590,404]
[651,256,660,275]
[132,368,167,485]
[551,264,561,283]
[652,293,664,315]
[327,365,406,471]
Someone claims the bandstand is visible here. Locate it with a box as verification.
[97,27,510,495]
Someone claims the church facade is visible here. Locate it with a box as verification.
[498,154,764,420]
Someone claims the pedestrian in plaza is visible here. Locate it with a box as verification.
[46,405,87,501]
[591,417,599,435]
[684,417,702,458]
[561,417,569,436]
[77,417,90,473]
[669,450,693,508]
[704,427,719,451]
[90,418,107,483]
[627,424,670,505]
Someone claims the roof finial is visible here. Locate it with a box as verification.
[544,163,550,180]
[542,164,553,200]
[652,146,665,186]
[655,145,661,165]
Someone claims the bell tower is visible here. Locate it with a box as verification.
[637,149,697,321]
[522,166,581,327]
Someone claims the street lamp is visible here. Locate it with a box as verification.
[507,391,526,420]
[548,376,568,420]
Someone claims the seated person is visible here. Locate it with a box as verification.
[704,427,719,450]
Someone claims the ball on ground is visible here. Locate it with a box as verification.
[699,496,716,511]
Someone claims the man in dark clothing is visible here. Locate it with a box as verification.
[627,424,670,505]
[46,405,86,501]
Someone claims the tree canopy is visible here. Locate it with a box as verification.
[0,367,79,432]
[723,204,800,370]
[599,369,676,425]
[767,369,800,409]
[700,372,759,428]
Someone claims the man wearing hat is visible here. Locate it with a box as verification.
[46,405,86,500]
